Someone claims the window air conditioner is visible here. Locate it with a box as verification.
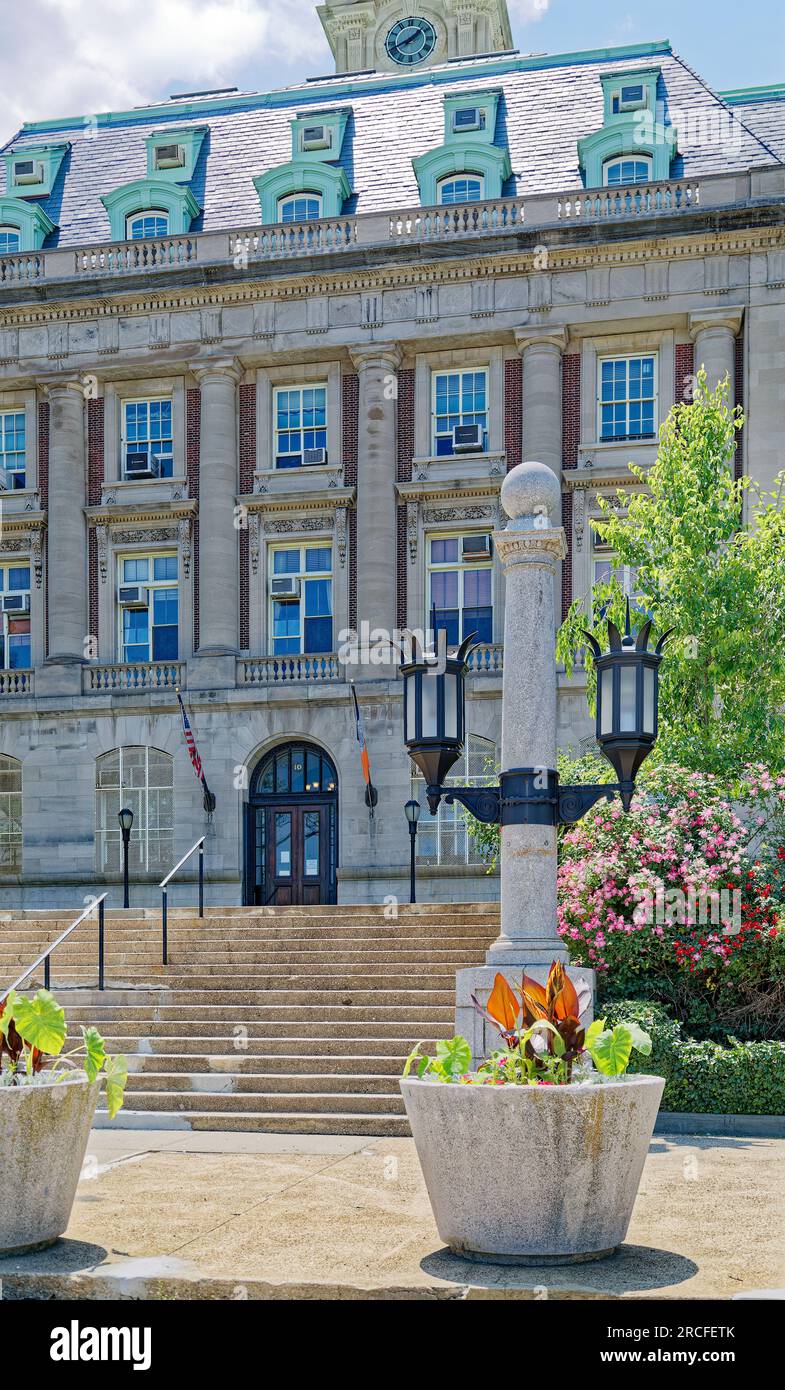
[154,144,185,169]
[618,84,646,112]
[125,453,163,480]
[13,159,43,186]
[452,423,484,452]
[453,108,485,133]
[2,594,30,615]
[118,586,150,608]
[303,447,327,466]
[462,534,492,561]
[270,577,301,597]
[302,125,331,152]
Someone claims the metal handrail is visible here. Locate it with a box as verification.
[159,837,205,965]
[1,893,109,1003]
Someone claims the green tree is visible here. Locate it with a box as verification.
[557,373,785,778]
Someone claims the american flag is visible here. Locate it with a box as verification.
[351,683,377,817]
[177,688,216,815]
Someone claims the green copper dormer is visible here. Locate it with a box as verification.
[413,89,510,206]
[579,67,678,186]
[442,91,502,145]
[291,108,351,163]
[101,179,200,241]
[0,196,56,252]
[254,108,352,223]
[3,142,70,199]
[144,126,208,182]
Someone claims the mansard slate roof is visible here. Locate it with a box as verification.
[721,86,785,161]
[1,39,782,248]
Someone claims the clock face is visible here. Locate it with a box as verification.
[385,16,437,67]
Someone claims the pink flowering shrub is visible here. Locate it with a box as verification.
[558,764,785,1039]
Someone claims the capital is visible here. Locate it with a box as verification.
[190,357,244,386]
[688,308,744,340]
[514,326,568,356]
[40,378,88,401]
[349,343,403,374]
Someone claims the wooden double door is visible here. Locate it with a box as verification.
[247,799,337,906]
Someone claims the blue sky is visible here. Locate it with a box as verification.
[1,0,783,148]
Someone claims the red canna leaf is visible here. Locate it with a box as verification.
[486,973,521,1033]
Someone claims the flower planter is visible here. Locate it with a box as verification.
[0,1074,101,1256]
[401,1073,665,1264]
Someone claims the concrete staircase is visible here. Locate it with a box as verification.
[0,905,499,1137]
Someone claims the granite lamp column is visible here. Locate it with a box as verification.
[455,460,594,1054]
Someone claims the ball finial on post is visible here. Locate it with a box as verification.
[500,460,562,532]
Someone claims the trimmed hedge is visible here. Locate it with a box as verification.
[603,1000,785,1115]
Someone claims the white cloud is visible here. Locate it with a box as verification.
[0,0,328,145]
[507,0,551,18]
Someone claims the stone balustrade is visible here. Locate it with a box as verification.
[0,669,34,696]
[239,654,344,685]
[3,168,782,290]
[466,643,504,675]
[83,662,184,693]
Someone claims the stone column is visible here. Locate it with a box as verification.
[455,461,594,1056]
[191,359,243,689]
[514,327,567,479]
[39,380,88,696]
[515,328,567,623]
[350,344,402,668]
[689,308,743,395]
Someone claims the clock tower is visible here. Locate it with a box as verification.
[317,0,514,76]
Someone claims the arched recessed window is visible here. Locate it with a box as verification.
[278,194,322,224]
[438,175,484,205]
[0,754,22,875]
[412,735,495,867]
[603,157,653,187]
[95,746,174,875]
[0,226,21,255]
[126,210,170,240]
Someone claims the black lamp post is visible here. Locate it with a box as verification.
[401,602,670,829]
[404,799,421,904]
[118,807,134,908]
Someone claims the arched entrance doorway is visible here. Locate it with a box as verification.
[244,742,338,906]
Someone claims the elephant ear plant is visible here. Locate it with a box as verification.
[0,988,127,1119]
[404,960,652,1086]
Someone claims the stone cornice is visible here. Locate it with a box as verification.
[236,486,355,515]
[0,510,46,535]
[395,479,502,505]
[1,226,784,331]
[84,498,197,527]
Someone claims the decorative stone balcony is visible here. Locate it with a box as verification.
[83,661,184,693]
[239,654,345,686]
[1,167,782,290]
[466,643,503,675]
[0,669,33,696]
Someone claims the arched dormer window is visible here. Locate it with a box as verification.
[126,210,170,240]
[0,226,21,255]
[437,174,484,205]
[278,194,323,224]
[603,156,653,187]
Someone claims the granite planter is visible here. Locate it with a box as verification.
[401,1073,665,1264]
[0,1073,101,1255]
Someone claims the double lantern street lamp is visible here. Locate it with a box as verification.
[118,807,134,909]
[401,602,670,831]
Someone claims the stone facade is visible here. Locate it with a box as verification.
[1,6,784,907]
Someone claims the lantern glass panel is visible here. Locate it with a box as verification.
[444,672,458,740]
[406,677,416,741]
[620,665,637,732]
[599,667,614,736]
[643,664,655,734]
[421,673,438,738]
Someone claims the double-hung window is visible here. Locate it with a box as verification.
[0,563,31,669]
[432,370,488,456]
[0,227,21,255]
[274,385,327,468]
[428,534,493,646]
[269,545,333,656]
[126,211,169,240]
[118,554,179,664]
[413,735,495,866]
[278,194,322,224]
[121,398,174,478]
[598,355,656,442]
[0,410,26,489]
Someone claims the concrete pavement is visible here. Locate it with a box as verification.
[0,1130,783,1300]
